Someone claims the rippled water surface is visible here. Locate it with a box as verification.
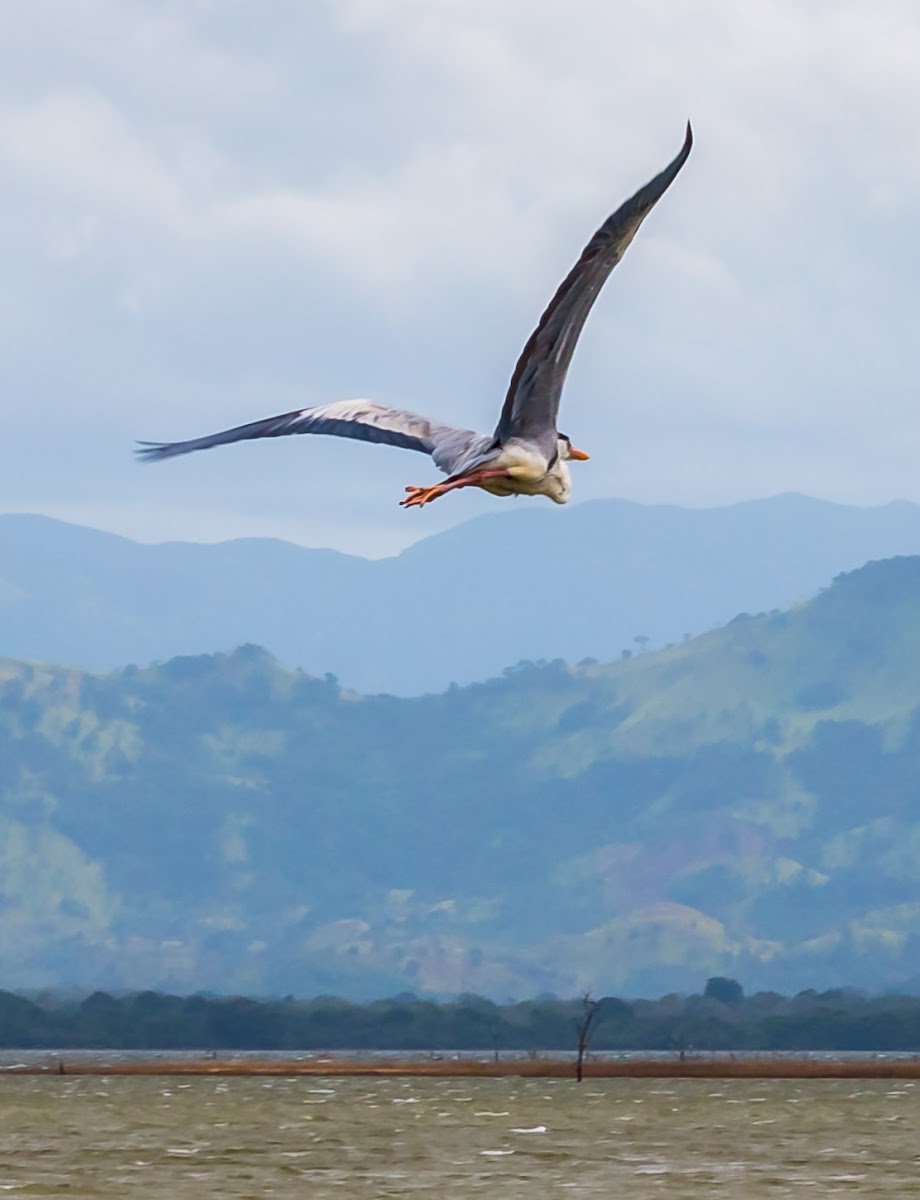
[2,1075,918,1197]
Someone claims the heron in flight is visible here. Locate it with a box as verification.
[138,125,692,509]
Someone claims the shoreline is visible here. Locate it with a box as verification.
[7,1056,920,1079]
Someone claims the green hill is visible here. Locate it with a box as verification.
[2,556,920,998]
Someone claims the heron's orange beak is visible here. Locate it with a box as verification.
[568,446,590,461]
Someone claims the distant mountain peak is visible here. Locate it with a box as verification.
[4,497,920,693]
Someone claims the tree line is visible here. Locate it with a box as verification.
[2,980,920,1052]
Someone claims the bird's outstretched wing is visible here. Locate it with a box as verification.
[495,123,693,447]
[136,399,459,463]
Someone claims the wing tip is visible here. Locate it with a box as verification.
[134,440,178,463]
[656,120,693,187]
[676,120,693,167]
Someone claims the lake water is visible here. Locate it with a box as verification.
[1,1075,917,1196]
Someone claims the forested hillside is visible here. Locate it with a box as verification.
[2,556,920,997]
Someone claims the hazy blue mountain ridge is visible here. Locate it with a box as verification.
[4,494,920,693]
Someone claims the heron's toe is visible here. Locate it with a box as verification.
[400,484,442,509]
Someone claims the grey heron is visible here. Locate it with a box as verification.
[137,124,692,509]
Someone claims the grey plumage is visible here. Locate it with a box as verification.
[137,125,693,508]
[494,122,693,451]
[138,400,464,463]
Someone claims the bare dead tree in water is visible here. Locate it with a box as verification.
[575,993,603,1083]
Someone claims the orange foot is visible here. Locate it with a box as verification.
[400,484,446,509]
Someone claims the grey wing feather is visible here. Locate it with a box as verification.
[136,399,470,468]
[495,122,693,446]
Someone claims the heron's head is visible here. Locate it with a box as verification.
[558,434,590,463]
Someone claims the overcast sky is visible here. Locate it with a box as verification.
[1,0,918,557]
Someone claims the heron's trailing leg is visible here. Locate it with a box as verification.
[400,467,512,509]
